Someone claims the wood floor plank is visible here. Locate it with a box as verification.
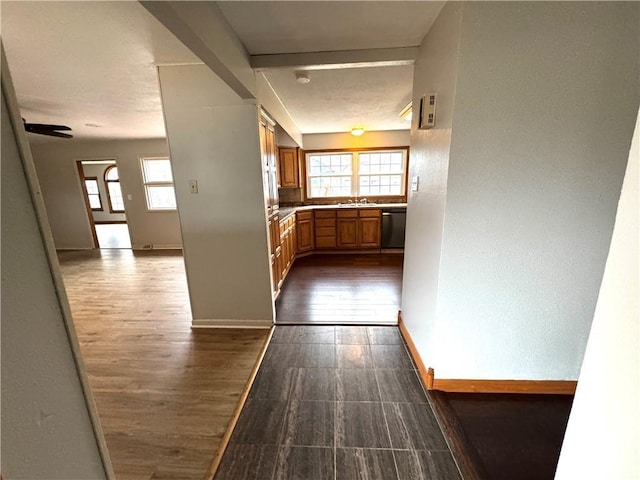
[58,249,269,480]
[276,253,403,325]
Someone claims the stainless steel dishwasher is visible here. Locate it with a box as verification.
[381,207,407,248]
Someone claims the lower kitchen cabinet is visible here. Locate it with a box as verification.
[271,207,387,298]
[296,211,314,252]
[278,213,297,289]
[337,209,358,248]
[331,208,382,249]
[314,210,337,249]
[268,212,281,297]
[359,209,382,248]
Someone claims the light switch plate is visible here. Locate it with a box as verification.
[189,180,198,194]
[411,175,419,192]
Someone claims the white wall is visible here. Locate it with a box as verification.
[141,1,303,146]
[30,139,182,250]
[401,1,463,366]
[158,64,274,326]
[275,124,300,148]
[303,130,410,150]
[2,63,108,480]
[403,1,639,380]
[555,109,639,479]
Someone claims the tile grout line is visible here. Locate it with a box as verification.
[371,327,402,480]
[333,326,338,480]
[270,325,294,480]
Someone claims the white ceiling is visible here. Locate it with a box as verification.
[1,1,444,143]
[217,1,445,54]
[1,1,199,143]
[219,1,443,134]
[263,66,414,133]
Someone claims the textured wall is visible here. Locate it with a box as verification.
[556,109,639,479]
[402,1,639,380]
[433,1,639,380]
[401,1,463,367]
[158,64,274,325]
[31,139,182,250]
[303,130,410,150]
[2,73,107,479]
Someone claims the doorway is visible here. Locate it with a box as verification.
[77,159,132,249]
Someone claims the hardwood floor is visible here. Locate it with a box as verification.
[276,254,403,325]
[58,249,269,480]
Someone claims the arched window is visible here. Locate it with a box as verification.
[104,165,125,213]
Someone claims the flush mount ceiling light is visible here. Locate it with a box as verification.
[399,102,412,122]
[351,127,365,136]
[295,72,311,84]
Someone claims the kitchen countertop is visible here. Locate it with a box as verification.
[278,203,407,219]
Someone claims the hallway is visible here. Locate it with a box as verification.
[215,325,461,480]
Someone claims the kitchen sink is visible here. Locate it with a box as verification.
[338,202,376,207]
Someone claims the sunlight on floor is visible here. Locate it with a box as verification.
[95,223,131,249]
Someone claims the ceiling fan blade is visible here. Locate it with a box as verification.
[24,123,72,131]
[24,125,73,138]
[36,130,74,139]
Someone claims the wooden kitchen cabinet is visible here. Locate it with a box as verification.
[260,114,278,213]
[314,210,337,249]
[296,211,314,252]
[337,209,358,248]
[268,212,281,296]
[358,209,382,248]
[334,208,382,249]
[278,147,300,188]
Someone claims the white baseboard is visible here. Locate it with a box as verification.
[191,318,273,329]
[132,245,183,251]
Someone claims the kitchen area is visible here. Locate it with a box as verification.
[261,116,408,323]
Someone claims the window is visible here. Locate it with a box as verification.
[84,177,103,211]
[306,148,407,199]
[104,165,125,213]
[141,157,177,210]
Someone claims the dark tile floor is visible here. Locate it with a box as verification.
[214,325,461,480]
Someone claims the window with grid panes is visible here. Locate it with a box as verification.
[104,165,125,212]
[140,157,177,210]
[305,149,407,199]
[84,177,103,211]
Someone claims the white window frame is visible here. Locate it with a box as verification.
[140,157,177,211]
[104,165,125,213]
[84,177,103,211]
[305,148,408,200]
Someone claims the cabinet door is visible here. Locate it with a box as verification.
[359,216,381,247]
[266,124,279,208]
[297,218,314,252]
[337,218,358,248]
[278,147,299,188]
[291,222,298,261]
[259,120,271,212]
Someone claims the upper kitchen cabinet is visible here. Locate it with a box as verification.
[259,113,279,213]
[278,146,300,188]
